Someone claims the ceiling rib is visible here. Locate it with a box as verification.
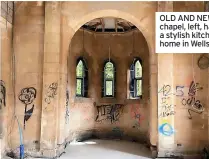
[82,18,136,33]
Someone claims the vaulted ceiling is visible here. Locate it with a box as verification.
[82,17,137,33]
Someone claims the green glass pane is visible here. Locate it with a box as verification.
[136,80,142,96]
[76,79,82,95]
[106,81,113,96]
[105,62,114,79]
[76,60,84,77]
[135,60,142,78]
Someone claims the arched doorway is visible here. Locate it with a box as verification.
[40,2,158,157]
[63,16,151,158]
[67,16,149,141]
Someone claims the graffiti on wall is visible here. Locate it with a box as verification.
[159,122,175,136]
[18,87,36,129]
[159,98,176,117]
[130,105,144,129]
[181,81,204,119]
[188,81,203,96]
[158,81,204,119]
[148,85,151,102]
[0,80,6,109]
[45,82,58,104]
[158,85,175,137]
[158,81,204,136]
[158,85,176,118]
[65,90,70,124]
[158,85,173,97]
[95,103,125,123]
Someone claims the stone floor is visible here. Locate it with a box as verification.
[4,140,204,159]
[59,139,152,159]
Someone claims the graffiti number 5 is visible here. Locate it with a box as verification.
[176,86,184,97]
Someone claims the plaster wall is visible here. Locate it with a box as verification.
[0,16,13,156]
[10,1,44,151]
[0,1,207,158]
[60,1,158,149]
[157,1,207,157]
[68,29,149,142]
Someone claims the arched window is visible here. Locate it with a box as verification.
[76,57,88,97]
[130,58,142,98]
[102,60,116,97]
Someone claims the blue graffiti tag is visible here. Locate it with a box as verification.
[159,123,174,136]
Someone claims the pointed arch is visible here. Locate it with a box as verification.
[102,59,116,97]
[76,57,88,97]
[129,58,142,98]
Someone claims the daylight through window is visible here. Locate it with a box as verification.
[130,58,142,98]
[103,60,116,97]
[76,58,88,97]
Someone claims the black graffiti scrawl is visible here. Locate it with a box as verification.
[18,87,36,129]
[45,82,58,104]
[95,103,124,124]
[65,90,70,124]
[181,81,204,119]
[188,81,203,96]
[0,80,6,109]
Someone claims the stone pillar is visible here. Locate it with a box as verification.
[0,12,13,156]
[57,3,76,142]
[149,51,158,148]
[40,2,61,157]
[57,13,71,145]
[157,1,175,157]
[148,4,158,149]
[149,31,158,147]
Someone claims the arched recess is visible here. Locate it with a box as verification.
[39,2,158,155]
[60,7,157,147]
[64,9,154,56]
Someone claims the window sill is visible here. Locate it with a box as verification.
[98,98,117,104]
[128,97,141,100]
[74,97,94,103]
[125,98,144,104]
[102,96,115,98]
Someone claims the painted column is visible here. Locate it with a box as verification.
[157,1,176,157]
[40,2,61,157]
